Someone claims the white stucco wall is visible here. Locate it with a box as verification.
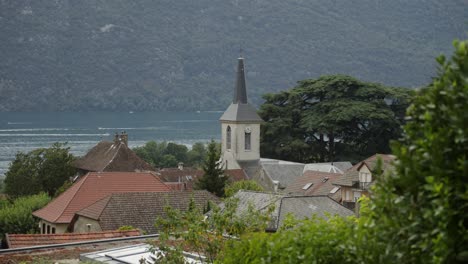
[221,122,260,169]
[38,219,69,234]
[73,216,103,233]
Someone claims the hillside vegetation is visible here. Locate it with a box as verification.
[0,0,465,111]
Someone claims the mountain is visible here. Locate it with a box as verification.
[0,0,466,111]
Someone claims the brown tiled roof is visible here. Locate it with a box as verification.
[225,169,248,182]
[33,172,171,224]
[74,191,221,234]
[333,154,396,187]
[5,230,141,249]
[72,141,155,172]
[283,171,343,201]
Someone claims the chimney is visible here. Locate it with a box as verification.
[113,132,119,145]
[120,131,128,146]
[178,162,184,170]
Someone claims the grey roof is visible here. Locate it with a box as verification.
[302,162,352,174]
[261,162,305,189]
[234,57,247,104]
[220,57,263,122]
[219,102,263,122]
[277,196,354,227]
[222,190,285,231]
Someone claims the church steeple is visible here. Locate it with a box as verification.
[233,57,248,104]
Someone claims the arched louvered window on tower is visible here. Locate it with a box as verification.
[226,126,231,150]
[245,132,251,150]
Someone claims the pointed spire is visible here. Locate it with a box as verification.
[233,57,248,104]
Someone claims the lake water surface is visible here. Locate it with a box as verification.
[0,112,222,178]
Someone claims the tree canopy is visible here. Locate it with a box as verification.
[4,143,76,198]
[133,141,207,169]
[259,74,412,163]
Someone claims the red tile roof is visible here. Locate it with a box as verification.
[156,169,247,191]
[33,172,171,224]
[225,169,248,182]
[5,230,141,249]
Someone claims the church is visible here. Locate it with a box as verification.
[219,56,351,193]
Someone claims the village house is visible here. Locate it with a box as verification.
[333,154,396,210]
[32,172,171,234]
[70,190,220,234]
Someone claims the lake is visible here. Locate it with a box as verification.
[0,112,222,178]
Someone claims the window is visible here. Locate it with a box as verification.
[47,225,50,234]
[359,172,371,183]
[51,227,56,234]
[330,186,340,194]
[302,183,313,190]
[244,132,251,150]
[226,126,231,150]
[42,223,46,234]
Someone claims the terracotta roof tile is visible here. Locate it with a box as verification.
[5,230,141,249]
[72,141,155,172]
[33,172,171,224]
[74,191,221,234]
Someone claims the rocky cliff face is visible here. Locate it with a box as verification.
[0,0,465,111]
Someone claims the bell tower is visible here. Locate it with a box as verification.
[220,56,263,169]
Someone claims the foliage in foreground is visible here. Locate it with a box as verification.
[155,197,273,263]
[224,180,263,197]
[0,193,51,238]
[4,143,76,198]
[221,40,468,264]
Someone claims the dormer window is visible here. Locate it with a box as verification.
[359,172,371,183]
[226,126,231,150]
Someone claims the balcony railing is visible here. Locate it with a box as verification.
[352,181,371,190]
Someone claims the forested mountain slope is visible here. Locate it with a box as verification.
[0,0,466,111]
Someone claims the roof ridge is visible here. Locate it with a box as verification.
[102,142,123,171]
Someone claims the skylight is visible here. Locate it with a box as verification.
[302,183,313,190]
[330,187,340,194]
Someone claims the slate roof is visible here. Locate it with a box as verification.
[33,172,171,224]
[260,161,306,189]
[277,196,354,227]
[224,191,353,231]
[5,230,141,249]
[73,141,155,172]
[333,154,396,187]
[224,190,285,231]
[74,191,221,234]
[303,162,352,174]
[283,171,343,201]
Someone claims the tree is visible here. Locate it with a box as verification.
[0,193,51,238]
[259,75,412,163]
[195,140,227,197]
[155,197,273,263]
[224,180,263,197]
[187,142,207,168]
[363,40,468,263]
[134,141,206,168]
[4,143,76,198]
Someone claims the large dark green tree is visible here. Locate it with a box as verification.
[4,143,76,198]
[195,140,227,197]
[259,75,412,163]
